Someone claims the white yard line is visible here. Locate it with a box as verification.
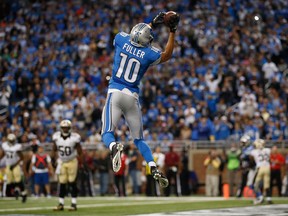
[1,196,285,213]
[131,204,288,216]
[0,199,196,212]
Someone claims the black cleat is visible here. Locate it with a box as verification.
[267,200,273,204]
[15,190,19,200]
[111,143,123,172]
[68,203,77,211]
[53,203,64,211]
[151,166,169,188]
[21,194,27,203]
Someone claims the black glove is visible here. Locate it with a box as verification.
[151,12,166,28]
[168,13,180,33]
[10,164,16,171]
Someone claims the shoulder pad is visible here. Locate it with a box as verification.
[119,32,129,37]
[151,46,161,53]
[1,142,8,149]
[52,131,61,140]
[71,132,81,141]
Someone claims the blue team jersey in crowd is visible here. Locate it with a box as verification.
[109,32,161,94]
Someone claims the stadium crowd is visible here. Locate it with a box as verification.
[0,0,288,199]
[0,0,288,145]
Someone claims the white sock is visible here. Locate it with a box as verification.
[109,142,117,151]
[71,198,77,204]
[59,198,64,205]
[148,161,157,167]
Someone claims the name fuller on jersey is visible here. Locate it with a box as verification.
[123,43,145,59]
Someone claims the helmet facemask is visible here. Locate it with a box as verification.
[7,133,16,145]
[60,120,72,137]
[240,135,251,147]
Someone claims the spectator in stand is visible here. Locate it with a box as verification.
[270,145,285,197]
[0,84,11,119]
[238,94,258,118]
[179,119,192,140]
[205,70,222,93]
[164,145,180,196]
[243,118,260,141]
[262,56,279,83]
[265,119,283,141]
[0,0,286,146]
[215,116,232,140]
[197,116,215,141]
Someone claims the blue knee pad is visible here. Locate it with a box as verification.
[134,139,154,163]
[102,132,115,148]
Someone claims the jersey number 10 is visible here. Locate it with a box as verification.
[116,53,140,83]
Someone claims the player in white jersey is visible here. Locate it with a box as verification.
[0,133,27,202]
[0,155,5,197]
[52,120,84,211]
[250,139,272,204]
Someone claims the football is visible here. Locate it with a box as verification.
[164,11,178,25]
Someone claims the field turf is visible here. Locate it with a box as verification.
[0,196,287,216]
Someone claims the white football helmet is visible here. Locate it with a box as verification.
[130,23,154,47]
[7,133,16,145]
[60,119,72,137]
[240,134,251,146]
[254,139,265,149]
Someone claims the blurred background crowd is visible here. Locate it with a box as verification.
[0,0,288,145]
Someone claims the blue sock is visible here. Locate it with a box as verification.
[255,191,262,198]
[102,132,115,148]
[134,139,154,163]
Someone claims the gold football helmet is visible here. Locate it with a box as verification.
[60,119,72,137]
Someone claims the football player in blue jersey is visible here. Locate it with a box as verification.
[101,12,180,188]
[236,134,256,198]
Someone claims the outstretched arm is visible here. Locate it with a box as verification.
[149,12,180,63]
[0,149,4,160]
[160,32,175,63]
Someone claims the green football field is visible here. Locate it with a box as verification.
[0,196,287,216]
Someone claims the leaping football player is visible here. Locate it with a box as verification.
[101,11,180,188]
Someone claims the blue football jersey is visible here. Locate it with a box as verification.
[109,32,161,94]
